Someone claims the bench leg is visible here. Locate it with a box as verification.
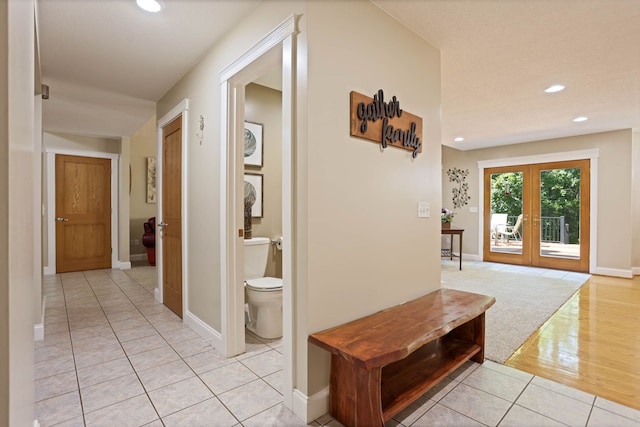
[448,313,486,363]
[330,354,384,426]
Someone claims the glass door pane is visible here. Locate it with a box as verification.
[490,171,524,255]
[538,167,581,260]
[531,159,590,272]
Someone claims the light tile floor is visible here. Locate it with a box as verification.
[36,266,640,426]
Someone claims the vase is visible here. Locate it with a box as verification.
[442,222,451,229]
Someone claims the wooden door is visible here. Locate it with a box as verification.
[531,160,590,272]
[55,155,111,273]
[161,116,183,317]
[483,160,590,272]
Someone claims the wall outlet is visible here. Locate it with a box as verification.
[134,239,139,246]
[469,206,478,213]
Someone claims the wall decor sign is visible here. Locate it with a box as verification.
[244,121,263,167]
[350,89,423,158]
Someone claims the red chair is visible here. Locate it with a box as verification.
[142,217,156,266]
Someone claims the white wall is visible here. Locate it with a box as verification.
[443,129,634,275]
[304,0,442,396]
[2,0,37,425]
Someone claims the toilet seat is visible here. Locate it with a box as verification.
[245,277,282,292]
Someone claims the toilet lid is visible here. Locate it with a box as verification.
[245,277,282,291]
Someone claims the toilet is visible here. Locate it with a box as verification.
[243,237,283,339]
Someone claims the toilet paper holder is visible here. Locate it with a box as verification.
[270,236,283,251]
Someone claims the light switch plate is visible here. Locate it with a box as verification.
[417,202,430,218]
[469,206,478,213]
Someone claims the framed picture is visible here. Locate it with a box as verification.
[146,157,157,203]
[244,121,263,167]
[244,173,263,218]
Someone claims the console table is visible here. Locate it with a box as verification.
[309,289,495,427]
[441,228,464,270]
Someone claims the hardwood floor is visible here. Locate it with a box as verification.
[506,273,640,410]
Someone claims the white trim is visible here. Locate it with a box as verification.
[219,14,297,83]
[184,310,224,350]
[477,149,599,273]
[129,253,147,262]
[33,421,40,427]
[34,324,44,341]
[593,267,633,278]
[461,253,482,262]
[632,266,640,276]
[219,14,299,416]
[34,294,46,341]
[477,149,600,169]
[156,99,190,309]
[117,261,131,270]
[292,387,329,424]
[44,148,120,274]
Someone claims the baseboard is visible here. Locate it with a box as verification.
[43,265,55,276]
[592,266,633,278]
[632,266,640,276]
[462,253,482,261]
[130,253,147,262]
[34,295,45,341]
[154,287,161,303]
[184,310,223,351]
[292,387,329,423]
[117,261,132,270]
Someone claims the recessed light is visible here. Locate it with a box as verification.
[573,116,588,122]
[137,0,162,12]
[544,84,565,93]
[454,137,464,142]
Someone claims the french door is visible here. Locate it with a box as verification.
[483,160,590,272]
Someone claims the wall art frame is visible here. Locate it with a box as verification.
[146,156,157,203]
[244,172,263,218]
[244,121,263,167]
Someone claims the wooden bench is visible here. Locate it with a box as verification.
[308,288,495,427]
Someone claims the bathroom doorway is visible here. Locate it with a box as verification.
[219,16,298,411]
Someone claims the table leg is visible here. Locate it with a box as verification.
[459,232,463,270]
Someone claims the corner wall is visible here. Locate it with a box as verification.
[443,129,634,275]
[4,0,36,425]
[304,0,442,398]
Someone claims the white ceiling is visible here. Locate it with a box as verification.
[38,0,640,150]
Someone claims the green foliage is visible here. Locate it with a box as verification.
[490,168,581,244]
[490,172,523,217]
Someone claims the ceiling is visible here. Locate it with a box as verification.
[38,0,640,150]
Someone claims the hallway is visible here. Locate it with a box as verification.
[35,267,640,426]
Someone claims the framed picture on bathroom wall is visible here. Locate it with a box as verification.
[244,121,263,167]
[244,173,263,218]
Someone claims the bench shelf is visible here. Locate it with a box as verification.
[309,288,495,427]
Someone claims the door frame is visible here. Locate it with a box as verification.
[219,14,298,411]
[155,100,189,315]
[44,148,120,275]
[478,148,599,274]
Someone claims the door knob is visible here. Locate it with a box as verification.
[56,217,69,222]
[157,222,168,228]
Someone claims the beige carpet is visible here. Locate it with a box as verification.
[441,261,590,363]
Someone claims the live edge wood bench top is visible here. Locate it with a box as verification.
[308,288,495,370]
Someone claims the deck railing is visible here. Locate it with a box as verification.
[506,215,569,243]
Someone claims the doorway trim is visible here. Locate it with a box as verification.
[44,148,120,275]
[155,99,190,316]
[219,14,298,412]
[478,148,599,274]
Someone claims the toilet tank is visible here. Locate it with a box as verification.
[243,237,270,280]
